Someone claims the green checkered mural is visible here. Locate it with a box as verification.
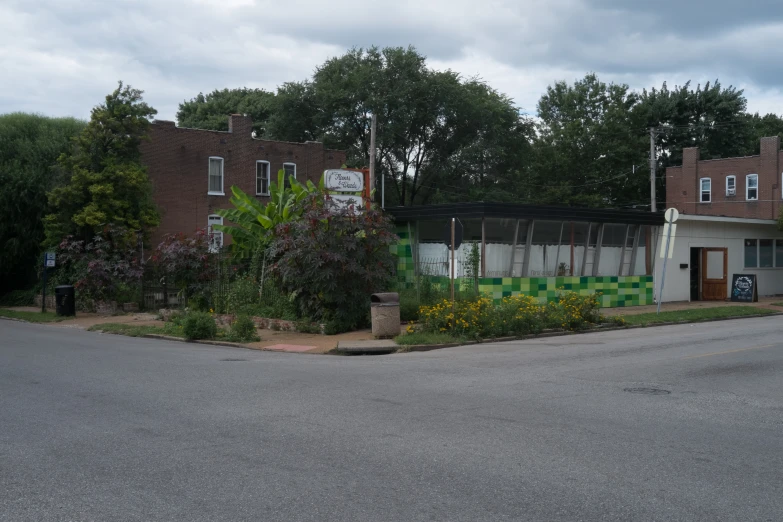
[393,227,416,287]
[475,276,653,307]
[391,226,653,307]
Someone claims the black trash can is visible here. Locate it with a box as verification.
[55,285,76,317]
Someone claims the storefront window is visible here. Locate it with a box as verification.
[759,239,774,268]
[744,239,758,268]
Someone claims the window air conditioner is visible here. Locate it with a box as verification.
[727,188,736,196]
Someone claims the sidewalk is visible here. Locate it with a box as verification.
[3,306,388,354]
[604,297,783,316]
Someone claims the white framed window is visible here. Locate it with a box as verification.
[283,162,296,188]
[726,175,736,196]
[256,161,270,195]
[746,173,758,201]
[208,157,224,195]
[700,177,711,203]
[208,214,223,252]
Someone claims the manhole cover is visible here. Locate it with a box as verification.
[220,358,247,362]
[624,387,671,395]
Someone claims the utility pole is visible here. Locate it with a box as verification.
[649,127,657,212]
[369,113,377,201]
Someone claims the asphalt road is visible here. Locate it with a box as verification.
[1,318,782,521]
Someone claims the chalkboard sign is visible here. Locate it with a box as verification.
[731,274,757,302]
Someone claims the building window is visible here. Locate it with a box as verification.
[208,215,223,252]
[256,161,270,195]
[744,238,783,268]
[700,178,711,203]
[208,157,224,195]
[744,239,758,268]
[746,174,758,200]
[283,162,296,188]
[726,175,736,196]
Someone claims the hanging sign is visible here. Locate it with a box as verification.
[324,169,364,192]
[326,194,364,214]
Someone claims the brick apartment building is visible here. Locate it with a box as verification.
[140,114,346,246]
[657,136,783,302]
[666,136,782,219]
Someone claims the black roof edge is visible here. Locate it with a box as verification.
[385,202,664,226]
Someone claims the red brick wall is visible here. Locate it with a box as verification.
[140,115,346,245]
[665,136,781,219]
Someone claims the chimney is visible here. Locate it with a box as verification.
[682,147,699,215]
[228,114,253,135]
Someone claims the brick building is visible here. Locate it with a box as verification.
[140,114,346,246]
[666,136,782,219]
[657,136,783,302]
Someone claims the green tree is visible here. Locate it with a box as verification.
[743,112,783,155]
[0,113,85,294]
[177,88,276,137]
[531,74,645,207]
[44,82,160,247]
[179,47,534,206]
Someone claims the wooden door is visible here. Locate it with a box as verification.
[701,248,728,300]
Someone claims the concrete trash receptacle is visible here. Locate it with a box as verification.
[370,292,400,339]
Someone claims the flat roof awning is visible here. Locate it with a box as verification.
[386,202,664,226]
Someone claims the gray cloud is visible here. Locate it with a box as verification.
[1,0,781,122]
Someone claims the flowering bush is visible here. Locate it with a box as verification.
[55,225,143,304]
[544,291,602,331]
[417,291,602,338]
[149,230,212,303]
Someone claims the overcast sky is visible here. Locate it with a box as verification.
[2,0,782,122]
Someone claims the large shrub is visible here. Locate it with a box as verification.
[54,225,143,305]
[269,194,397,331]
[182,311,217,340]
[150,230,212,304]
[226,314,260,342]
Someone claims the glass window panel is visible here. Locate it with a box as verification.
[256,162,269,195]
[744,239,758,268]
[759,239,773,267]
[208,158,223,193]
[531,221,563,245]
[706,251,724,279]
[484,218,518,244]
[776,240,783,268]
[601,224,627,247]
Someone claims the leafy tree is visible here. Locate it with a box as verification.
[269,193,397,332]
[276,47,534,206]
[743,112,783,155]
[44,82,160,247]
[213,170,323,259]
[177,88,276,137]
[0,113,85,294]
[531,74,645,207]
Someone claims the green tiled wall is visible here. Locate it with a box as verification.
[391,226,653,307]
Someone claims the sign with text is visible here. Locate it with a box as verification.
[44,252,56,268]
[326,194,364,214]
[324,169,364,192]
[730,274,757,302]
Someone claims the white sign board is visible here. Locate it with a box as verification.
[664,207,679,223]
[327,194,364,214]
[324,169,364,192]
[45,252,56,268]
[659,223,676,258]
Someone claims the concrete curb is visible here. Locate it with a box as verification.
[395,311,783,353]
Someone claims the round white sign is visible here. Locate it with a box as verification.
[664,207,679,223]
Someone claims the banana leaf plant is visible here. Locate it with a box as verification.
[212,169,324,259]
